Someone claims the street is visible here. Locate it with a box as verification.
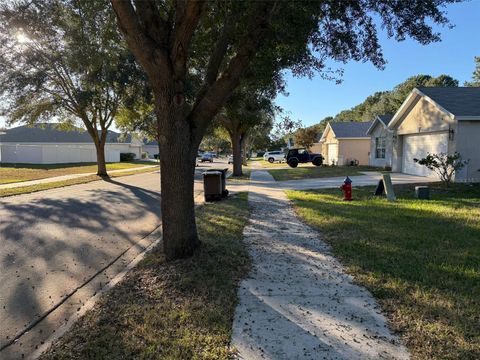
[0,159,230,357]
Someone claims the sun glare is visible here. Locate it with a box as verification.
[16,31,29,44]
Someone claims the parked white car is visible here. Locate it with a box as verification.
[263,151,285,163]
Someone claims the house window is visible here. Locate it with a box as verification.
[375,137,386,159]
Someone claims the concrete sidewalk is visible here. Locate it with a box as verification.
[0,165,159,190]
[231,170,409,359]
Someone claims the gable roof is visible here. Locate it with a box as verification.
[144,139,158,146]
[329,121,373,139]
[377,114,394,126]
[366,114,394,135]
[389,87,480,128]
[0,124,130,144]
[417,87,480,118]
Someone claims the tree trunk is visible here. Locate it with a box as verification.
[95,139,108,177]
[157,105,201,260]
[231,130,243,177]
[241,135,249,165]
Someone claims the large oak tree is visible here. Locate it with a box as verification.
[111,0,459,260]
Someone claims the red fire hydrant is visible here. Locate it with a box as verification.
[340,176,352,201]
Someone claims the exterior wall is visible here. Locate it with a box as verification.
[309,142,322,155]
[368,123,394,168]
[338,139,370,165]
[321,127,339,165]
[396,97,454,135]
[391,136,403,172]
[112,144,142,159]
[455,121,480,182]
[142,144,159,158]
[391,96,456,174]
[0,142,139,164]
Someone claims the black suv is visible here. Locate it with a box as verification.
[286,148,323,168]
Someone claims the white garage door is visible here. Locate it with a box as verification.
[402,132,448,177]
[327,143,338,165]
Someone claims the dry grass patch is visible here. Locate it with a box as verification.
[0,167,159,197]
[0,161,157,184]
[41,193,250,360]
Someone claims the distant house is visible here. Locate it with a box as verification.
[0,124,142,164]
[142,139,159,159]
[387,87,480,181]
[315,121,373,166]
[366,115,394,168]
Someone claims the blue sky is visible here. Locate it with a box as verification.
[276,0,480,127]
[1,1,479,130]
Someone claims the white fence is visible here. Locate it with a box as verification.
[0,143,124,164]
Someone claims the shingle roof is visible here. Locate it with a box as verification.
[0,124,129,143]
[144,139,158,146]
[330,121,373,138]
[377,114,393,126]
[418,87,480,117]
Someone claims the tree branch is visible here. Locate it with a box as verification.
[111,0,168,82]
[134,0,170,47]
[170,0,206,79]
[189,2,276,143]
[204,12,235,87]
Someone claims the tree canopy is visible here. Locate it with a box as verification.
[0,0,143,175]
[294,74,459,142]
[219,85,275,175]
[465,56,480,86]
[332,74,459,123]
[294,126,321,149]
[110,0,460,259]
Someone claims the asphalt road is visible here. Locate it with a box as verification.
[0,159,230,358]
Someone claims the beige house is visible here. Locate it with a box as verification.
[388,87,480,182]
[315,121,372,166]
[366,115,394,169]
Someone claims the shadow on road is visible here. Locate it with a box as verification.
[0,179,161,353]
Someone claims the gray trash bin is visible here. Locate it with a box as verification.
[415,186,430,200]
[205,168,229,197]
[203,171,222,202]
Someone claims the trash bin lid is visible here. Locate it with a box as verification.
[203,171,222,176]
[205,169,227,174]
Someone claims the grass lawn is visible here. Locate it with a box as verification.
[287,184,480,359]
[0,161,157,184]
[269,165,380,181]
[228,166,252,181]
[41,193,250,360]
[0,167,159,197]
[258,160,287,168]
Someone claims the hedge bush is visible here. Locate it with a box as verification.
[120,152,136,162]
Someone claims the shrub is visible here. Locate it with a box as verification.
[414,152,469,186]
[120,152,136,162]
